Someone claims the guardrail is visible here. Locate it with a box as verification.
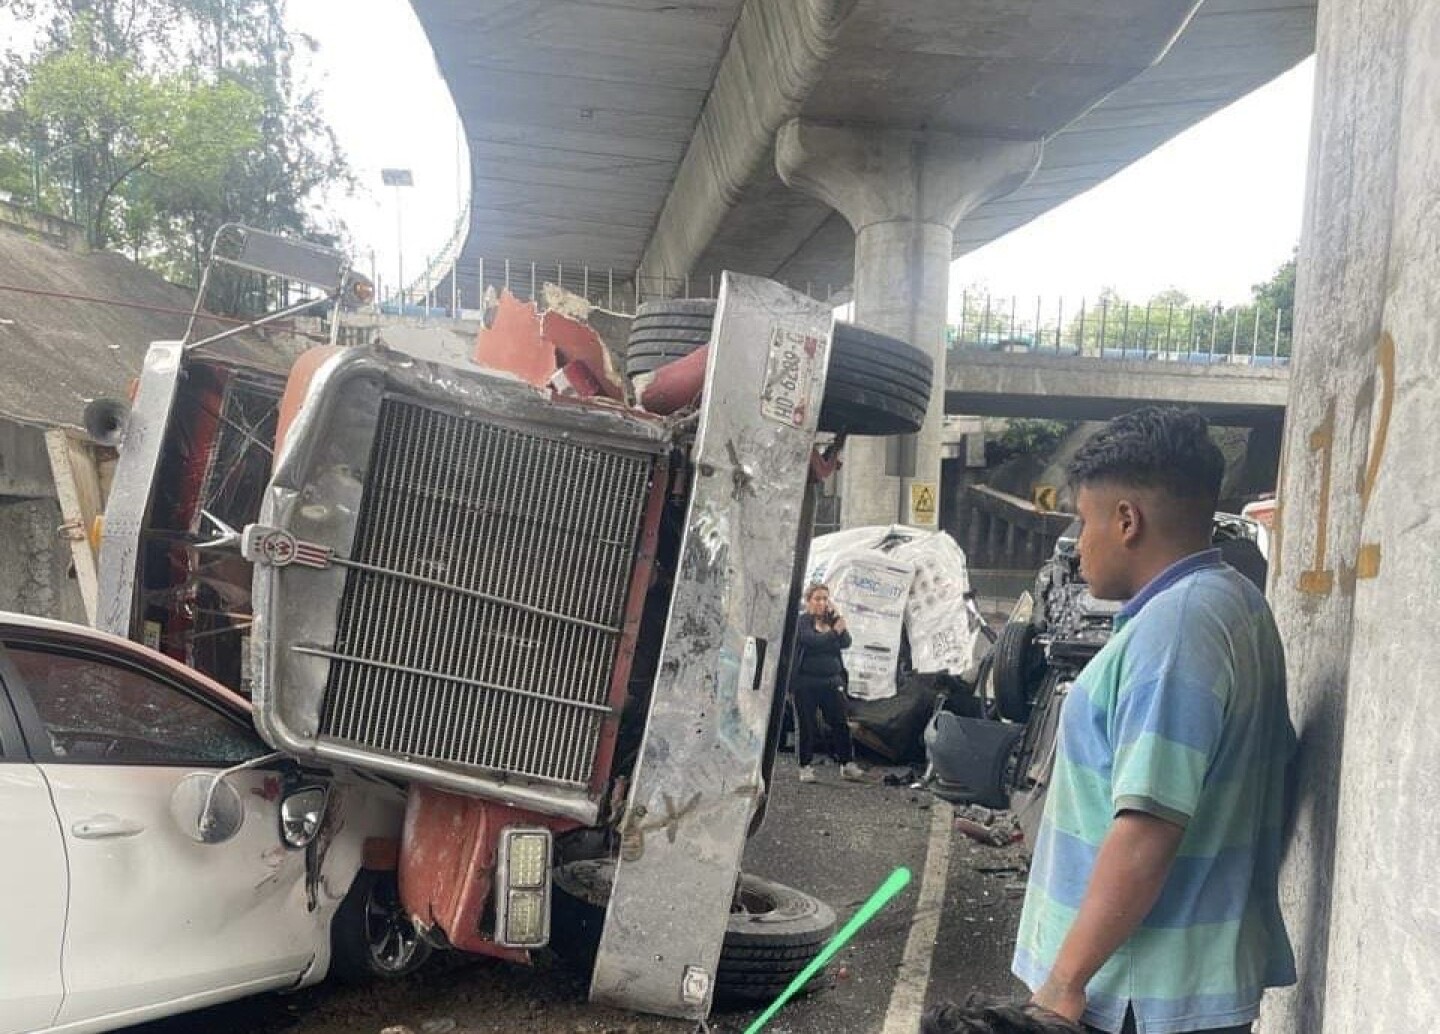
[950,293,1292,365]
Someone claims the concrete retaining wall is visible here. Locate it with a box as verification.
[0,497,87,624]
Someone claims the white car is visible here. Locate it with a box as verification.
[0,613,421,1034]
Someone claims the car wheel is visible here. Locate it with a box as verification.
[992,620,1044,723]
[551,859,836,1003]
[329,868,432,984]
[623,304,933,436]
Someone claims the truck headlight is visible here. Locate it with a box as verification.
[495,827,552,947]
[505,889,546,945]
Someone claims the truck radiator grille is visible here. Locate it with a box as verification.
[318,397,653,787]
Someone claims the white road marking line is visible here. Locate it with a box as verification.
[880,799,955,1034]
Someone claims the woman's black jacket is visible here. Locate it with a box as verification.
[796,616,852,682]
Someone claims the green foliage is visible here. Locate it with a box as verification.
[1246,251,1296,356]
[20,44,261,250]
[949,255,1299,359]
[996,419,1072,457]
[0,0,351,307]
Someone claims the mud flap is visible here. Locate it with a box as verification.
[589,274,834,1019]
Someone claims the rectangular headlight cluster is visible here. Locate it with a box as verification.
[495,828,552,948]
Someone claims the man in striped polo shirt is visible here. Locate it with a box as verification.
[1013,407,1296,1034]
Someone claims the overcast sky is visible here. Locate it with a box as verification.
[293,2,1314,310]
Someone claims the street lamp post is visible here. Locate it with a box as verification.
[381,168,414,309]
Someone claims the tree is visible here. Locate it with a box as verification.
[996,418,1073,458]
[1249,252,1296,356]
[1,0,352,308]
[20,42,261,250]
[948,261,1297,361]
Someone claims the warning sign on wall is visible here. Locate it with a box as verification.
[1033,485,1059,512]
[909,481,938,526]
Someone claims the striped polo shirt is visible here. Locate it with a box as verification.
[1013,549,1297,1034]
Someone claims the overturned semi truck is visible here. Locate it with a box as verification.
[95,226,933,1020]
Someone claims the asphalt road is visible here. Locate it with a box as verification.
[127,754,1027,1034]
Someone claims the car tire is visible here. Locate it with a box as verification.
[550,859,836,1002]
[624,306,933,436]
[992,620,1044,723]
[329,868,432,984]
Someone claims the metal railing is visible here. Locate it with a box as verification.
[382,254,850,319]
[381,260,1292,372]
[387,200,473,313]
[950,293,1292,365]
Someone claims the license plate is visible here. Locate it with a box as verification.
[759,325,826,428]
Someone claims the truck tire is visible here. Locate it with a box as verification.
[550,860,835,1001]
[634,299,719,319]
[821,323,934,436]
[629,315,716,334]
[329,868,432,984]
[624,308,933,436]
[627,326,714,346]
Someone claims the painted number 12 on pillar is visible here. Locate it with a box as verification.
[1286,332,1394,596]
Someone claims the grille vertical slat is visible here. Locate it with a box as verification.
[316,397,653,787]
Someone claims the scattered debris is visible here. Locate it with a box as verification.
[882,767,920,786]
[952,804,1025,847]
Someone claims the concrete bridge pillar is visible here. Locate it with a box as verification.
[1261,1,1440,1031]
[777,121,1041,529]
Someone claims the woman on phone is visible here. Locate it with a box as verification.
[793,583,864,784]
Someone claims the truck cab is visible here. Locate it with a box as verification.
[96,226,933,1020]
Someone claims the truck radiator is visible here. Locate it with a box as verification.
[317,396,653,787]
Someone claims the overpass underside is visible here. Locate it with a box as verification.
[414,0,1316,312]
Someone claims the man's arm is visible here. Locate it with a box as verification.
[1032,809,1186,1021]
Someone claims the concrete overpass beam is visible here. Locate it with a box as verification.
[636,0,852,292]
[776,120,1042,528]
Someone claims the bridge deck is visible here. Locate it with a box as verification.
[945,349,1288,426]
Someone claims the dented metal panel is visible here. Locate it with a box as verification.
[96,343,185,638]
[589,274,833,1019]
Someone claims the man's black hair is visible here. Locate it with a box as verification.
[920,999,1084,1034]
[1066,406,1224,514]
